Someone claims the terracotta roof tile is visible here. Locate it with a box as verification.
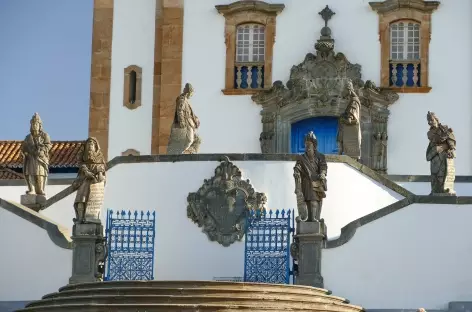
[0,140,85,169]
[0,168,24,180]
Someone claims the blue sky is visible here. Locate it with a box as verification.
[0,0,94,140]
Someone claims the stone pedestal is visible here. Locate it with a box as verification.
[292,220,327,288]
[339,123,361,160]
[20,194,46,212]
[69,223,107,285]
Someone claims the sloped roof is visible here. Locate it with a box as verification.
[0,141,85,169]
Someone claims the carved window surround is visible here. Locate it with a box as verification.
[123,65,143,109]
[121,149,140,156]
[215,1,285,96]
[369,0,440,93]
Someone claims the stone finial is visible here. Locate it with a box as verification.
[319,5,335,27]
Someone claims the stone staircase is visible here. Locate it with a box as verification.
[16,280,365,311]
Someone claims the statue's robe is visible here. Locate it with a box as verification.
[22,132,51,177]
[294,152,327,202]
[337,93,362,158]
[167,95,201,154]
[426,124,456,193]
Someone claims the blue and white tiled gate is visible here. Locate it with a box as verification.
[105,209,156,281]
[244,209,294,284]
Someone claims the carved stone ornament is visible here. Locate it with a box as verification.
[187,156,267,247]
[251,5,400,173]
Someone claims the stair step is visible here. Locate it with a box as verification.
[41,287,348,304]
[26,294,362,311]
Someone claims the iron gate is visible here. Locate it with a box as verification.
[105,209,156,281]
[244,209,294,284]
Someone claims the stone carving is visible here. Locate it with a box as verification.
[293,131,327,222]
[251,5,399,173]
[426,111,456,196]
[259,132,274,154]
[72,137,107,224]
[167,83,202,154]
[95,237,107,280]
[337,80,362,160]
[187,156,266,247]
[373,131,388,173]
[20,113,51,209]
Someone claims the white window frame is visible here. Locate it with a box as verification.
[390,21,420,61]
[236,23,265,63]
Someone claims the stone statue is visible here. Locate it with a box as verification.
[337,80,361,160]
[293,131,328,222]
[167,83,202,154]
[21,113,51,196]
[72,137,107,224]
[426,111,456,195]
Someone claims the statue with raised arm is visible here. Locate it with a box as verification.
[293,131,328,222]
[21,113,51,196]
[426,111,456,195]
[337,80,362,160]
[167,83,202,154]
[73,137,107,224]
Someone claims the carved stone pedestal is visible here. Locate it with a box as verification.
[443,158,456,195]
[20,194,46,212]
[339,123,361,160]
[69,223,106,285]
[291,220,327,288]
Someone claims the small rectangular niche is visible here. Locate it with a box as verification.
[123,65,142,109]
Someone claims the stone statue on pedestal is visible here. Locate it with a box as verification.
[292,131,328,288]
[69,137,107,284]
[167,83,202,154]
[72,137,107,224]
[20,113,51,210]
[426,111,456,196]
[293,131,327,222]
[337,80,362,160]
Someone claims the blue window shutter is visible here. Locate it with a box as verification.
[290,117,339,154]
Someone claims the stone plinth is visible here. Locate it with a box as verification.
[292,220,327,288]
[339,123,361,159]
[20,194,46,212]
[69,223,106,285]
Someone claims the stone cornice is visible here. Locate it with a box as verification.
[369,0,440,14]
[326,195,472,249]
[0,198,72,249]
[215,1,285,16]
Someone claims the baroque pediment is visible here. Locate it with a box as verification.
[251,7,399,112]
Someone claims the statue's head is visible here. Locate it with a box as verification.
[29,113,43,136]
[427,111,439,128]
[304,131,318,156]
[183,83,194,98]
[82,137,104,163]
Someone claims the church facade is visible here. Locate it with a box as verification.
[87,0,472,176]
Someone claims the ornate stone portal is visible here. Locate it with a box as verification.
[187,157,266,247]
[251,5,400,173]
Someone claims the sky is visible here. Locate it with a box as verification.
[0,0,94,140]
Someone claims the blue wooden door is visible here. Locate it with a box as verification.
[291,117,338,154]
